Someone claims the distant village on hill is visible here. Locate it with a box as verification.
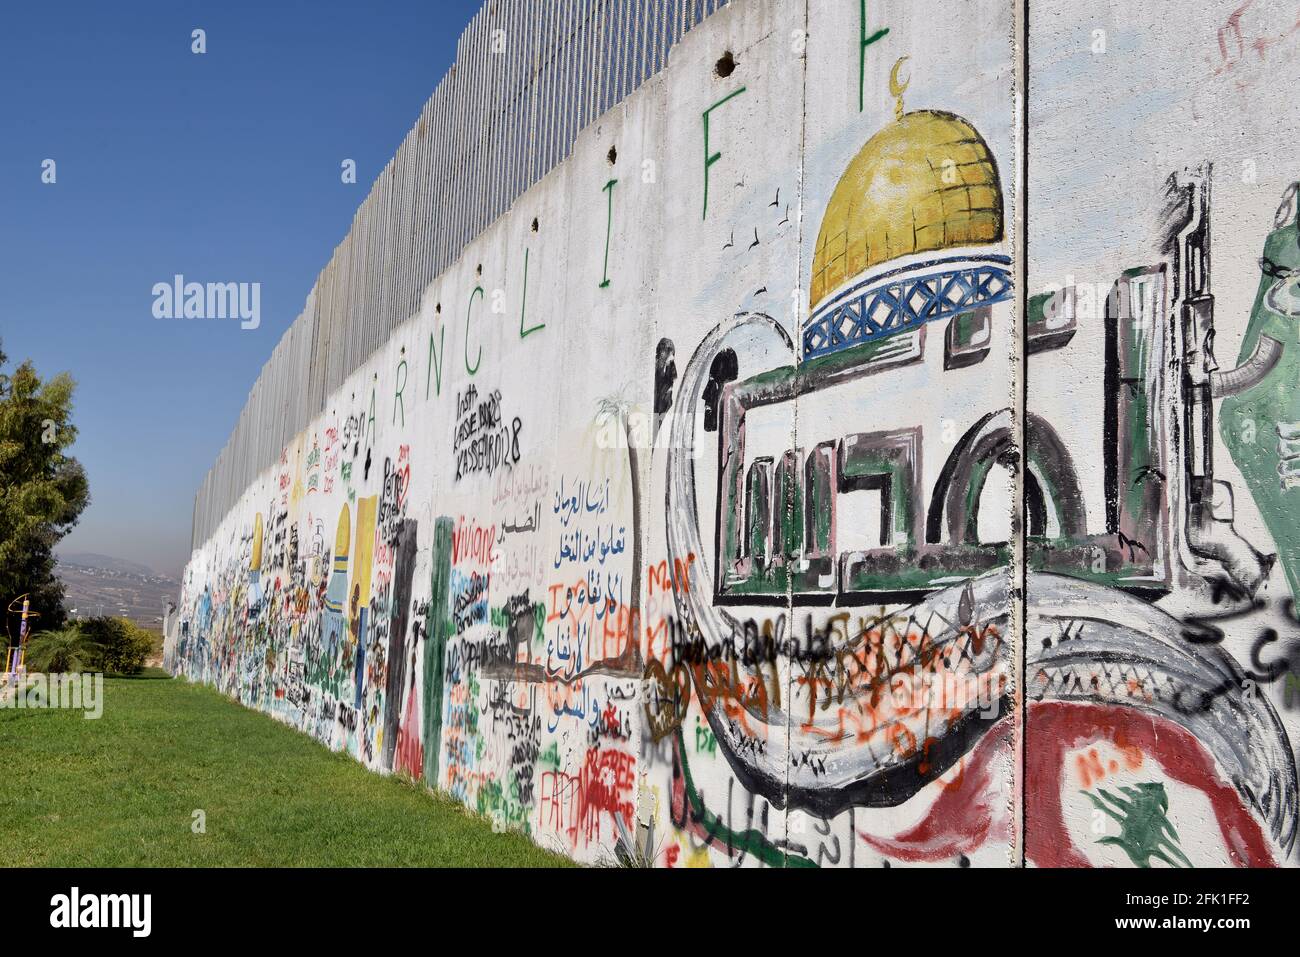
[55,552,179,637]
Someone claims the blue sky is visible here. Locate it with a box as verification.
[0,0,482,577]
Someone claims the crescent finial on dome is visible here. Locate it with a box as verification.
[889,57,910,122]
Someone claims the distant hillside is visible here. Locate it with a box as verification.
[55,553,181,636]
[58,552,161,578]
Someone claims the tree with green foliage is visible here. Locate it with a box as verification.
[23,617,153,675]
[0,339,90,633]
[79,616,155,675]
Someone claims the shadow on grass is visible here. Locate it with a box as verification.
[105,667,172,680]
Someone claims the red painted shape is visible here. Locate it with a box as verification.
[1025,702,1276,868]
[393,686,424,779]
[857,722,1012,861]
[857,702,1277,867]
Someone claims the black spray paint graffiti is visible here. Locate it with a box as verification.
[377,449,410,551]
[453,384,523,481]
[382,517,419,771]
[654,338,677,416]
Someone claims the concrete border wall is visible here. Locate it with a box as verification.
[169,0,1300,868]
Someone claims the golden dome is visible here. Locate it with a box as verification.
[809,110,1004,311]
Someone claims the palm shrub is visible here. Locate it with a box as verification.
[22,626,97,673]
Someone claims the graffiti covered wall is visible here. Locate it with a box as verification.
[167,0,1300,867]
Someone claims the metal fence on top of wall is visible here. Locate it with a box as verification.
[191,0,735,550]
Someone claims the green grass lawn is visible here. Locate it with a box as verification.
[0,669,573,867]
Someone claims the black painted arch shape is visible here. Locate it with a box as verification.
[927,409,1086,546]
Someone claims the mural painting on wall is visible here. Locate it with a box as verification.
[168,0,1300,868]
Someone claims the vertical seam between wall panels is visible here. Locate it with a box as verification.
[784,0,810,870]
[1013,0,1029,871]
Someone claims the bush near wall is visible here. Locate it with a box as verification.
[76,617,154,675]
